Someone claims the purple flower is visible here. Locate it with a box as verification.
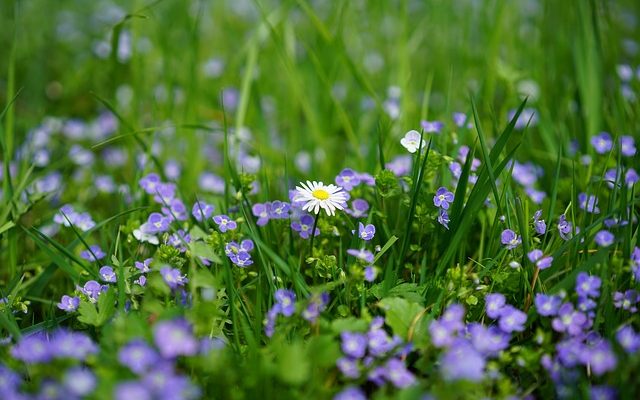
[576,272,601,298]
[498,305,527,333]
[485,293,506,319]
[191,201,214,221]
[114,381,152,400]
[63,367,96,397]
[552,303,587,336]
[119,339,160,374]
[364,266,377,282]
[508,107,538,129]
[10,333,51,364]
[140,173,161,194]
[468,323,510,356]
[167,229,191,252]
[99,266,117,283]
[341,332,367,359]
[591,132,613,154]
[527,249,553,269]
[384,358,416,388]
[581,340,617,376]
[535,294,562,316]
[525,187,546,204]
[269,200,290,219]
[80,245,106,262]
[336,357,360,379]
[347,199,369,218]
[291,214,319,239]
[153,319,199,358]
[594,230,615,247]
[241,239,254,252]
[0,365,21,396]
[347,248,374,263]
[252,203,271,226]
[590,385,617,400]
[135,258,152,273]
[440,338,485,382]
[429,319,456,348]
[619,135,637,157]
[160,267,188,290]
[578,193,600,214]
[162,198,188,221]
[616,325,640,353]
[420,120,444,134]
[335,168,361,191]
[198,172,225,194]
[437,209,450,229]
[613,290,639,312]
[433,187,454,209]
[532,210,547,235]
[80,280,107,302]
[367,327,395,357]
[145,212,170,233]
[274,289,296,317]
[452,112,467,127]
[213,214,237,232]
[441,304,466,332]
[626,168,639,187]
[264,306,279,338]
[500,229,521,250]
[57,295,80,312]
[333,386,366,400]
[557,214,573,240]
[358,222,375,241]
[51,330,98,360]
[302,292,329,322]
[153,182,177,204]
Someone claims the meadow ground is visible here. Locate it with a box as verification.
[0,0,639,399]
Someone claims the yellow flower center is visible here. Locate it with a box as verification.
[312,189,330,200]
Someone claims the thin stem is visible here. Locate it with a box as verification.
[308,211,321,257]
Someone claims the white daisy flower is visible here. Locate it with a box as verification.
[400,130,425,153]
[294,181,348,216]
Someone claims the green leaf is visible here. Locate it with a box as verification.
[379,297,424,339]
[77,301,98,326]
[190,241,222,264]
[274,340,309,386]
[330,317,369,333]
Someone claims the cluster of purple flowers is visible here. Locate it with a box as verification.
[537,273,620,397]
[335,168,375,191]
[10,329,97,364]
[336,317,415,389]
[265,290,329,337]
[114,319,206,400]
[79,244,106,262]
[224,239,255,267]
[448,145,481,185]
[346,248,377,282]
[511,161,546,204]
[53,204,96,232]
[265,289,297,337]
[429,300,523,382]
[433,186,454,229]
[252,201,291,226]
[591,132,636,157]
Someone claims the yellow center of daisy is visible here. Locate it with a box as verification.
[312,189,330,200]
